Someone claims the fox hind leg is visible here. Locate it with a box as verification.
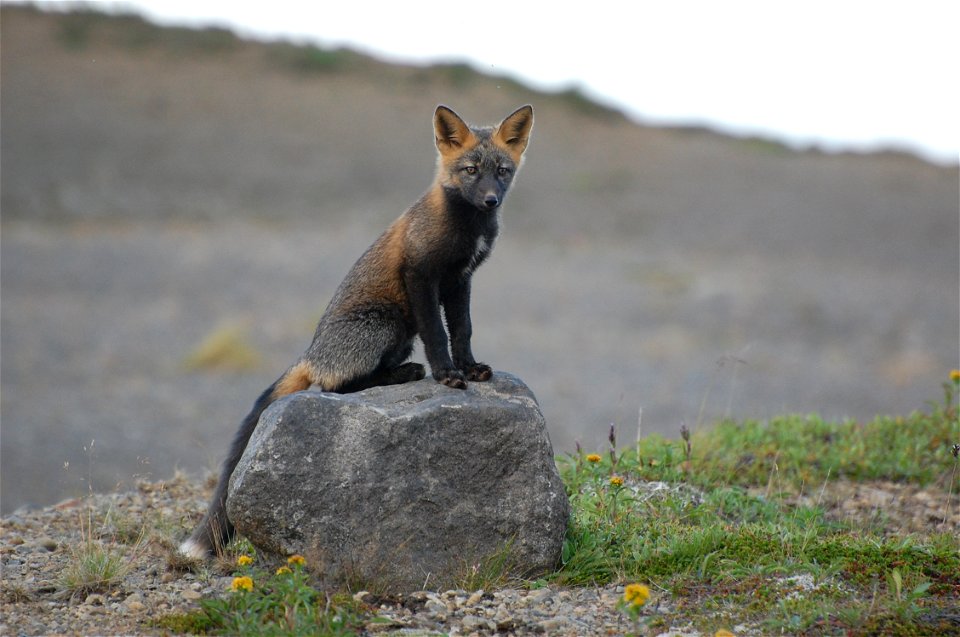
[310,308,421,393]
[337,334,424,392]
[383,361,426,384]
[340,360,425,393]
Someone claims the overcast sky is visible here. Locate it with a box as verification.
[39,0,960,163]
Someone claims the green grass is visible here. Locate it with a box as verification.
[691,409,955,489]
[58,544,133,598]
[53,7,238,54]
[554,86,626,121]
[265,44,361,75]
[158,555,367,637]
[57,506,147,599]
[454,538,523,592]
[552,373,959,635]
[160,374,958,635]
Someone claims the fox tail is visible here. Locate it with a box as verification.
[178,364,312,558]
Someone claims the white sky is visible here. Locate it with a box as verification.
[33,0,960,163]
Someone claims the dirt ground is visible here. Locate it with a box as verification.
[1,475,956,637]
[2,7,958,512]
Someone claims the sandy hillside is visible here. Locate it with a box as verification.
[2,5,958,512]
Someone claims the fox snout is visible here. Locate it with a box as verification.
[476,174,504,210]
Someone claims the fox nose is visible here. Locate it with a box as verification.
[483,194,500,209]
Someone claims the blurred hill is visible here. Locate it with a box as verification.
[2,5,958,513]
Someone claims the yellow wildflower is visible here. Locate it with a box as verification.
[950,369,960,383]
[586,453,602,463]
[610,475,625,487]
[287,554,306,567]
[236,555,253,567]
[624,583,649,607]
[715,630,735,637]
[230,575,254,592]
[276,566,292,575]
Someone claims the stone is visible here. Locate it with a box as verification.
[83,594,105,606]
[461,614,495,631]
[466,590,485,606]
[227,372,570,592]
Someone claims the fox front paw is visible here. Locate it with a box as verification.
[435,368,468,389]
[464,363,493,382]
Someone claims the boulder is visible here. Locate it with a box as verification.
[226,371,570,591]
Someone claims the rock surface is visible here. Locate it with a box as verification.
[226,372,570,591]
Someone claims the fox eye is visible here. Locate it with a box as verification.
[497,166,511,176]
[463,165,478,175]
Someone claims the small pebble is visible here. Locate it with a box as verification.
[84,594,105,606]
[466,590,484,606]
[36,536,58,551]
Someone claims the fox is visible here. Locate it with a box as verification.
[179,104,534,558]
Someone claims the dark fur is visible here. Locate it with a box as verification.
[180,105,534,557]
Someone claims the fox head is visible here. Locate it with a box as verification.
[433,105,534,212]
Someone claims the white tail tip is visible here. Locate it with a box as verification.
[178,538,207,559]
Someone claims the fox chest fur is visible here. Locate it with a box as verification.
[406,192,500,279]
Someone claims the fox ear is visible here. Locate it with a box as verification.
[494,105,534,156]
[434,105,475,154]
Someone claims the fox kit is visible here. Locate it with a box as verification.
[179,105,534,558]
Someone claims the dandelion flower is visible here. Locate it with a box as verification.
[231,575,253,592]
[624,583,649,607]
[236,555,253,567]
[610,475,625,487]
[586,453,602,463]
[287,554,306,567]
[276,566,292,575]
[951,369,960,383]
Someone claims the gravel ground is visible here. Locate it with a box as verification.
[2,475,957,636]
[0,475,678,636]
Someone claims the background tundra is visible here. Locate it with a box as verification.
[1,6,957,513]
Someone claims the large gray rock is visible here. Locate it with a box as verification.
[226,372,569,591]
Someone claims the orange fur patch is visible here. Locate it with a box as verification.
[368,217,410,309]
[332,215,410,319]
[271,360,314,399]
[380,216,409,275]
[425,187,447,219]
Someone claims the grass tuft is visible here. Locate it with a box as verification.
[56,506,146,598]
[455,539,522,592]
[182,322,262,372]
[164,554,368,636]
